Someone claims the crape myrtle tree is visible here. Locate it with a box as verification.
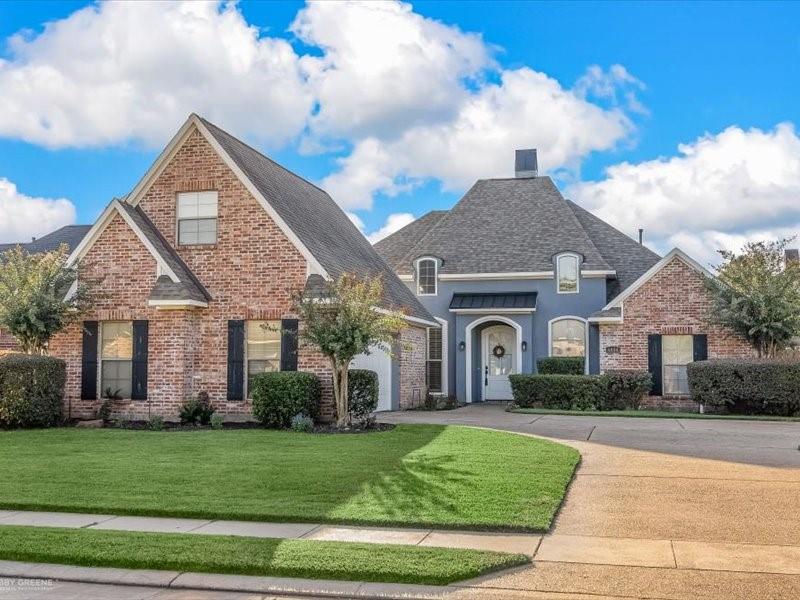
[705,239,800,358]
[293,274,407,427]
[0,245,96,354]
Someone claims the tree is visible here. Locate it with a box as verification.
[0,245,95,354]
[293,274,407,427]
[705,239,800,357]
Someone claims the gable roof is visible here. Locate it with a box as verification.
[374,210,447,270]
[565,200,661,300]
[0,225,91,255]
[375,177,613,276]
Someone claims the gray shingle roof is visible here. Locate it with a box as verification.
[450,292,537,311]
[199,117,434,323]
[0,225,91,255]
[378,177,612,275]
[373,210,446,269]
[116,201,210,304]
[589,307,621,320]
[565,200,661,301]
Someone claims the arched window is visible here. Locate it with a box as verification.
[556,253,579,293]
[549,318,586,357]
[416,258,437,296]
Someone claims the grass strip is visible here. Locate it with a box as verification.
[0,425,579,532]
[0,525,528,586]
[511,408,800,421]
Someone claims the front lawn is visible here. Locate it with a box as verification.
[511,408,800,421]
[0,525,527,585]
[0,424,578,532]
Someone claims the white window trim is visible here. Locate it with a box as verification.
[176,190,219,246]
[547,315,589,374]
[98,321,134,400]
[556,252,580,294]
[414,256,438,296]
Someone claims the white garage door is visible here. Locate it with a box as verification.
[350,344,392,412]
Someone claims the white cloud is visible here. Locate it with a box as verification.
[574,64,648,115]
[292,0,492,141]
[324,66,634,209]
[569,123,800,264]
[0,178,76,243]
[367,212,415,243]
[0,1,312,148]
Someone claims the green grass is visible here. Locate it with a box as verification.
[0,424,578,532]
[511,408,800,421]
[0,525,528,585]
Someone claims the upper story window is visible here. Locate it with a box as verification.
[416,258,438,296]
[556,253,579,294]
[177,191,218,245]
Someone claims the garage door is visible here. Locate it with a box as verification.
[350,344,392,411]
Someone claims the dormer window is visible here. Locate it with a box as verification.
[416,258,438,296]
[178,191,218,245]
[556,253,579,294]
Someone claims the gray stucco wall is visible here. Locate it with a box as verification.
[406,274,607,403]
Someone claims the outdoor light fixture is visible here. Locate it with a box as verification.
[521,341,528,352]
[459,341,466,351]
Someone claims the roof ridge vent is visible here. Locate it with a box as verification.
[515,149,538,178]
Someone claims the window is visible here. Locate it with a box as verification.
[550,318,586,357]
[101,321,133,398]
[246,320,281,396]
[557,254,579,293]
[177,191,218,245]
[662,335,693,395]
[426,327,443,392]
[416,258,437,295]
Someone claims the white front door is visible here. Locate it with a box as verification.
[481,325,516,400]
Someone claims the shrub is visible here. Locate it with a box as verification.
[348,369,379,425]
[0,354,65,428]
[688,359,800,416]
[179,391,215,426]
[251,371,321,429]
[210,414,224,430]
[290,413,315,433]
[148,415,164,431]
[96,399,113,423]
[510,374,604,410]
[600,370,652,410]
[537,357,585,375]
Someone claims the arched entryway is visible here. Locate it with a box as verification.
[464,316,522,403]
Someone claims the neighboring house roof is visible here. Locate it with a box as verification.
[565,200,661,301]
[449,292,538,312]
[374,210,447,270]
[0,225,91,255]
[195,117,434,324]
[375,177,613,276]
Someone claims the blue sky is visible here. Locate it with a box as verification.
[1,1,799,264]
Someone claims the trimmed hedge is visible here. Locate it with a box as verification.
[348,369,379,425]
[537,357,585,375]
[688,359,800,416]
[251,371,321,428]
[601,370,652,410]
[510,374,604,410]
[0,354,65,428]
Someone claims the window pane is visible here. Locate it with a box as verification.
[101,322,132,359]
[178,192,218,219]
[179,218,217,245]
[663,365,690,395]
[551,319,585,357]
[427,327,442,361]
[417,259,436,294]
[662,335,693,395]
[247,321,281,361]
[177,193,199,218]
[558,255,578,292]
[101,360,132,398]
[426,360,442,392]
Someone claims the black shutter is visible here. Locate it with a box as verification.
[693,334,708,362]
[647,334,663,396]
[227,320,245,401]
[81,321,98,400]
[131,320,149,400]
[280,318,299,371]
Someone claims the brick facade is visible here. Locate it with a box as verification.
[0,329,18,354]
[398,325,427,409]
[49,129,337,421]
[599,255,754,410]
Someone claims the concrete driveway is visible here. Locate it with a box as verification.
[380,404,800,599]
